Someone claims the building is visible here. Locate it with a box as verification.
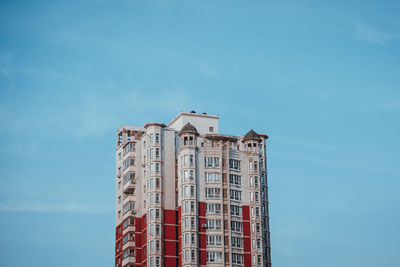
[115,111,271,267]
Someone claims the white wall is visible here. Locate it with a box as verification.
[168,112,219,135]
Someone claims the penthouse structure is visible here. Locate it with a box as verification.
[115,111,271,267]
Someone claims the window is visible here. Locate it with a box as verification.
[231,221,243,232]
[155,133,160,144]
[126,233,134,242]
[206,219,221,229]
[231,237,243,248]
[209,126,214,132]
[155,163,160,173]
[230,205,242,216]
[189,136,194,146]
[191,233,196,244]
[232,253,244,264]
[148,178,155,190]
[123,202,134,213]
[155,208,160,219]
[184,233,190,244]
[183,201,195,213]
[205,188,221,198]
[205,157,219,167]
[118,132,123,146]
[191,186,195,197]
[123,218,135,228]
[206,251,222,262]
[229,174,241,185]
[149,134,154,145]
[230,189,242,201]
[149,163,155,174]
[256,222,261,233]
[206,203,221,214]
[123,173,135,184]
[123,158,135,169]
[191,249,196,261]
[206,235,222,245]
[205,172,220,183]
[229,159,241,170]
[184,250,189,262]
[123,249,134,259]
[190,155,194,165]
[148,224,154,237]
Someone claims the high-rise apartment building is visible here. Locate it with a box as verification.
[115,112,271,267]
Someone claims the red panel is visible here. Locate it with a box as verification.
[116,222,123,240]
[244,253,252,267]
[242,205,250,220]
[244,237,251,252]
[164,225,177,240]
[164,240,177,256]
[165,257,177,267]
[243,221,250,236]
[199,250,207,266]
[198,201,206,216]
[164,209,176,224]
[199,233,206,249]
[198,202,206,235]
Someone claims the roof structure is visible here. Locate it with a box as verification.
[179,122,199,135]
[243,129,262,141]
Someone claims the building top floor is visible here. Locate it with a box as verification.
[168,111,219,135]
[116,111,268,149]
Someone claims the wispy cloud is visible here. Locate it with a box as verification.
[356,22,400,44]
[0,200,112,214]
[200,64,218,77]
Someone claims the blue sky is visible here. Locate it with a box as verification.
[1,0,399,266]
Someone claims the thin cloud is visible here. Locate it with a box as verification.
[200,64,218,77]
[356,22,400,44]
[0,200,112,214]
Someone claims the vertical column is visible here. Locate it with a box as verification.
[178,132,198,267]
[145,128,163,267]
[244,139,264,267]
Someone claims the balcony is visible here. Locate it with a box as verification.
[122,240,135,250]
[122,256,135,266]
[123,179,135,195]
[123,150,136,161]
[123,225,135,235]
[123,209,137,220]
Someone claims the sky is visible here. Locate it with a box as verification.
[0,0,400,266]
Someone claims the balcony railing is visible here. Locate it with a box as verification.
[123,179,135,194]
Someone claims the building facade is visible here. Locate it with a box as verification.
[115,112,271,267]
